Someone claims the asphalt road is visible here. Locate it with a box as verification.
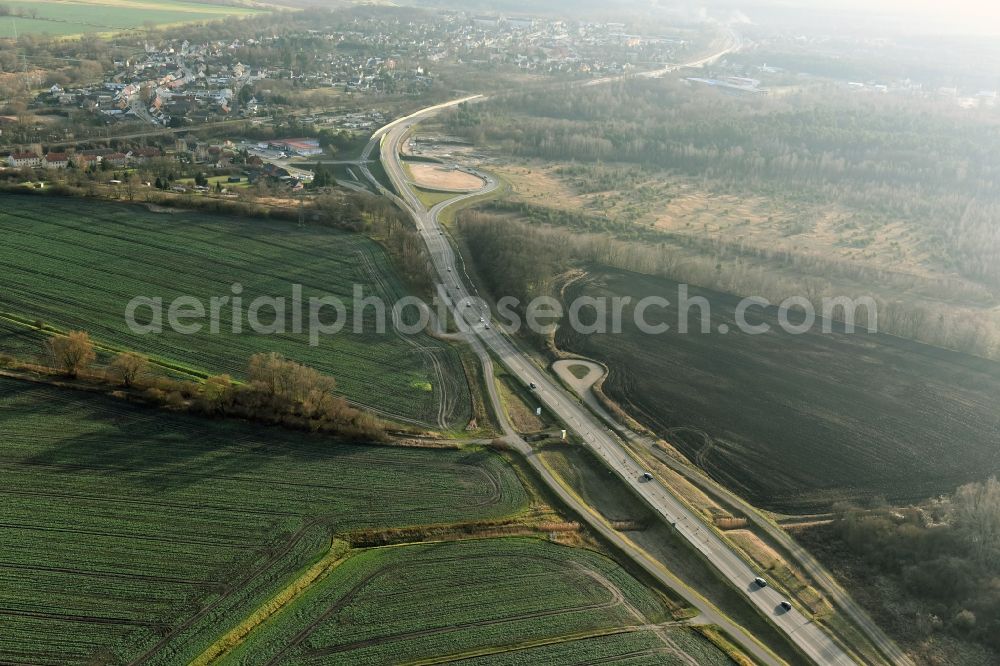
[557,362,911,666]
[371,105,854,665]
[360,32,880,666]
[366,123,782,666]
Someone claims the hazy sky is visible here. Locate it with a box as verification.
[753,0,1000,34]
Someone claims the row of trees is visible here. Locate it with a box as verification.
[47,330,145,384]
[485,197,994,305]
[196,352,380,439]
[459,210,1000,359]
[38,331,383,440]
[315,192,435,293]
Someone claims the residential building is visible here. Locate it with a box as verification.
[105,152,129,167]
[7,152,41,168]
[73,154,99,169]
[44,153,70,169]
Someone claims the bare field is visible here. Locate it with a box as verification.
[492,162,581,207]
[649,186,935,280]
[556,269,1000,513]
[409,163,484,191]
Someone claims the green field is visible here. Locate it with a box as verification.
[0,318,50,361]
[538,444,804,665]
[177,175,252,190]
[222,538,731,665]
[413,184,461,208]
[0,0,264,38]
[0,195,469,427]
[0,377,526,664]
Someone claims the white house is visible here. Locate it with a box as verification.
[7,152,41,168]
[44,153,69,169]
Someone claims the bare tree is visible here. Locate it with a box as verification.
[950,476,1000,567]
[47,331,96,378]
[124,174,142,201]
[199,374,234,413]
[248,352,336,403]
[109,351,148,387]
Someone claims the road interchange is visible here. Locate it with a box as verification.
[351,29,913,665]
[370,103,857,666]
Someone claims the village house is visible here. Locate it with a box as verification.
[7,152,41,168]
[73,154,100,169]
[104,152,130,168]
[133,147,162,163]
[44,153,70,169]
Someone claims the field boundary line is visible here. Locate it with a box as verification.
[533,444,792,665]
[399,625,643,666]
[190,539,351,666]
[0,312,208,380]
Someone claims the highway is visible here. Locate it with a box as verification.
[560,364,912,666]
[372,101,857,665]
[365,120,782,666]
[585,25,741,87]
[358,29,887,665]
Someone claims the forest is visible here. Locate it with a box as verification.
[798,478,1000,663]
[449,79,1000,358]
[447,80,1000,290]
